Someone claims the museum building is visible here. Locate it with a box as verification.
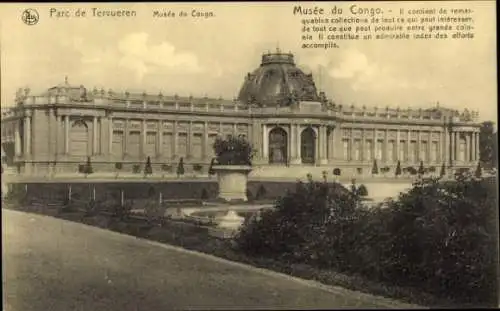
[1,49,481,176]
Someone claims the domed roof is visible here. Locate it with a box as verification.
[237,49,320,107]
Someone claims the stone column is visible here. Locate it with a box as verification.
[24,113,31,156]
[158,120,163,157]
[417,130,421,162]
[320,125,328,165]
[465,132,471,162]
[142,119,147,159]
[444,128,449,164]
[203,121,208,159]
[406,130,411,163]
[14,120,21,156]
[124,119,129,158]
[455,131,460,162]
[108,116,113,156]
[475,132,480,162]
[262,124,268,161]
[296,124,301,162]
[383,129,388,162]
[361,129,366,162]
[93,116,98,155]
[396,130,400,162]
[349,128,354,161]
[172,121,177,158]
[450,131,455,163]
[55,113,61,155]
[290,123,300,165]
[187,121,192,159]
[373,130,378,161]
[64,115,69,154]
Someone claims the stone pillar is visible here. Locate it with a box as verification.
[93,116,98,155]
[187,121,192,159]
[55,113,61,156]
[349,128,354,161]
[296,124,301,162]
[290,123,300,165]
[64,115,69,154]
[455,131,460,162]
[108,116,113,156]
[465,132,471,162]
[383,129,388,162]
[14,120,21,156]
[395,130,400,162]
[24,113,31,156]
[48,108,52,157]
[417,130,421,162]
[319,125,328,165]
[373,130,378,161]
[262,124,268,161]
[203,121,208,159]
[444,128,449,164]
[361,129,366,162]
[475,132,480,162]
[142,119,147,159]
[158,120,163,157]
[172,121,177,158]
[124,119,129,157]
[406,130,411,163]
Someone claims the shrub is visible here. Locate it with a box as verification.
[115,162,122,179]
[395,160,402,177]
[176,157,185,177]
[132,164,141,174]
[333,168,341,176]
[237,176,498,306]
[428,166,436,173]
[371,159,378,175]
[208,158,216,177]
[144,156,153,176]
[418,160,425,175]
[357,184,368,197]
[322,170,328,183]
[475,161,482,178]
[213,134,254,166]
[440,163,446,177]
[356,167,362,175]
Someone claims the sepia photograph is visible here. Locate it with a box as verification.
[1,1,498,310]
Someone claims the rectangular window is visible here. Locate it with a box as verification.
[431,141,438,162]
[376,140,383,160]
[128,131,141,158]
[191,133,203,159]
[420,141,427,162]
[162,132,173,159]
[343,139,349,160]
[387,140,395,162]
[399,140,406,162]
[145,132,156,157]
[112,130,124,158]
[177,133,187,158]
[365,140,372,161]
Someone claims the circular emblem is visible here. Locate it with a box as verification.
[22,9,39,26]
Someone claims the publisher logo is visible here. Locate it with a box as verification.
[22,9,39,26]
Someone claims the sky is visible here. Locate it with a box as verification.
[0,1,497,123]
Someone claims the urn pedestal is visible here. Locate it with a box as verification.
[212,165,252,202]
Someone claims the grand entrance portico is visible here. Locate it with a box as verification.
[263,122,334,166]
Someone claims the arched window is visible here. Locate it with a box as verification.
[268,127,288,164]
[301,127,316,164]
[70,119,89,156]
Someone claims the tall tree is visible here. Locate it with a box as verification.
[395,160,402,178]
[479,121,497,169]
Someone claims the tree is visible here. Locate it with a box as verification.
[395,160,402,178]
[333,168,341,176]
[418,160,425,176]
[322,170,328,183]
[176,157,185,178]
[357,184,368,197]
[84,156,93,178]
[475,161,482,178]
[440,163,446,178]
[371,159,379,176]
[144,156,153,177]
[479,121,497,169]
[115,162,122,179]
[213,134,254,166]
[208,158,216,179]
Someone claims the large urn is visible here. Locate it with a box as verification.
[212,165,252,202]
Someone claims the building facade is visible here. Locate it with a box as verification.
[1,50,481,176]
